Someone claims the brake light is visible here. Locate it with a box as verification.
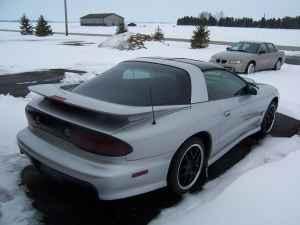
[70,128,133,157]
[25,105,132,157]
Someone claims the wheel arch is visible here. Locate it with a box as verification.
[245,60,256,73]
[174,131,212,160]
[248,60,256,66]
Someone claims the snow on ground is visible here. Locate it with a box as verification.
[0,95,37,225]
[152,137,300,225]
[0,31,300,225]
[0,31,226,75]
[1,22,300,46]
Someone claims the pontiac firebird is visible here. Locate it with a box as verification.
[17,57,279,200]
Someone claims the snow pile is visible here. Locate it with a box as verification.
[152,137,300,225]
[98,32,134,50]
[61,72,96,84]
[0,95,36,225]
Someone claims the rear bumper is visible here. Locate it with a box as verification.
[17,128,169,200]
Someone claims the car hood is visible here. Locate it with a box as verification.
[212,51,254,60]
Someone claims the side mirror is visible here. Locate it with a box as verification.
[226,47,232,51]
[258,50,266,54]
[245,85,257,95]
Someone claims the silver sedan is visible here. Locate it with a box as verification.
[17,58,279,200]
[210,41,285,74]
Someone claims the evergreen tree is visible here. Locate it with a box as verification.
[153,25,164,41]
[20,14,33,35]
[35,15,53,36]
[116,22,128,34]
[191,24,210,48]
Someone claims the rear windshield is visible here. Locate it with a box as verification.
[73,61,191,106]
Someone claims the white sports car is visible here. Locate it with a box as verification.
[17,57,279,200]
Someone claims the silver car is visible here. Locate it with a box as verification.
[210,41,285,74]
[17,58,279,200]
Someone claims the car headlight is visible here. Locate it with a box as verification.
[229,60,241,64]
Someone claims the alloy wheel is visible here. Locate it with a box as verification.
[177,144,204,190]
[247,63,255,74]
[263,104,277,133]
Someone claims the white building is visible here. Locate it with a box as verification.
[80,13,124,26]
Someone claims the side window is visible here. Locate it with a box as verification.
[267,43,278,53]
[259,44,268,53]
[203,70,247,101]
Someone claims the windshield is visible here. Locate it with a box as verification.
[228,42,259,54]
[73,61,191,106]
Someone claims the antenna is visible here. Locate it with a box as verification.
[149,87,156,125]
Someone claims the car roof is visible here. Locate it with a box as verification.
[133,57,223,71]
[238,41,274,45]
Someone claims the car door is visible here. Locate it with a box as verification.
[203,69,259,153]
[266,43,279,68]
[256,43,272,70]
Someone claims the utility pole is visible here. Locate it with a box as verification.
[64,0,69,36]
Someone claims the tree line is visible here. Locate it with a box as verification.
[177,15,300,29]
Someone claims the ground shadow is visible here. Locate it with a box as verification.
[20,112,299,225]
[0,69,86,97]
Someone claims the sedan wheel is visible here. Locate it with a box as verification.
[274,60,282,70]
[258,101,277,138]
[246,63,255,74]
[168,138,207,194]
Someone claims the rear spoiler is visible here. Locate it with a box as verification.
[29,84,186,117]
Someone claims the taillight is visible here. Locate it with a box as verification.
[25,105,132,157]
[70,128,133,157]
[25,105,38,128]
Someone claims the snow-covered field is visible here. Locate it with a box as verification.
[1,22,300,46]
[0,31,300,225]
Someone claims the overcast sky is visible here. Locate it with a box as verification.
[0,0,299,22]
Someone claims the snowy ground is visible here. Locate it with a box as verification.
[1,22,300,46]
[0,31,300,225]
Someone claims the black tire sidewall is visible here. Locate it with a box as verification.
[274,59,282,70]
[257,101,277,138]
[246,62,255,74]
[167,137,207,195]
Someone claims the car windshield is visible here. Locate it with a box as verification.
[228,42,259,54]
[73,61,191,106]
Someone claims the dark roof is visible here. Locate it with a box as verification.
[139,57,223,71]
[80,13,123,19]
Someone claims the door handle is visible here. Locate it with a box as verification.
[224,111,231,117]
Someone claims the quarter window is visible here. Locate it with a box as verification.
[203,70,247,101]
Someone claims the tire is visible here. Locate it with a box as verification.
[167,137,207,195]
[256,100,278,138]
[246,62,255,74]
[274,59,282,71]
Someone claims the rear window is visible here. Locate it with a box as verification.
[73,62,191,106]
